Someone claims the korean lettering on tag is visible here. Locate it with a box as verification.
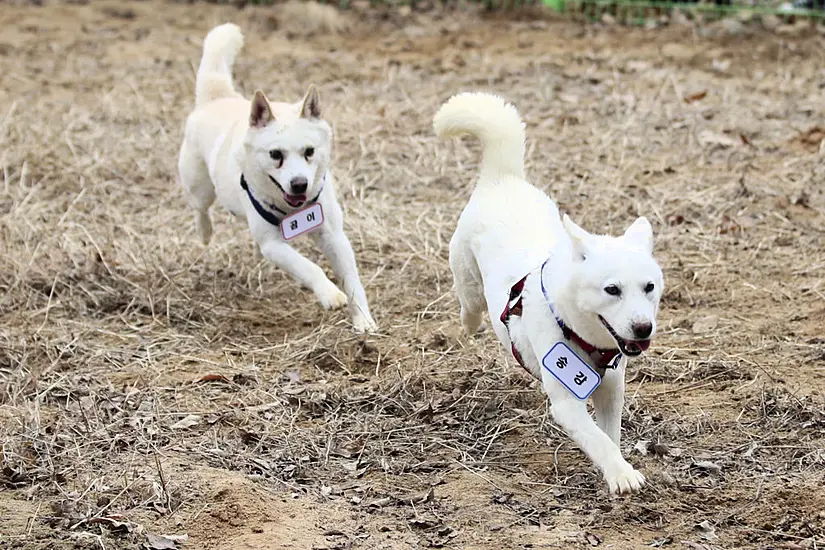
[541,342,601,400]
[281,203,324,241]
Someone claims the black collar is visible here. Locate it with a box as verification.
[240,174,323,227]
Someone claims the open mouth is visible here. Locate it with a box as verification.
[283,193,307,208]
[598,316,650,357]
[268,175,307,208]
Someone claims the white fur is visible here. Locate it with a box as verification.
[178,23,377,333]
[434,92,664,494]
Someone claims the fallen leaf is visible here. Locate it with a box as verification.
[409,517,439,529]
[492,491,513,504]
[170,415,201,430]
[634,440,650,456]
[368,496,391,507]
[694,460,722,474]
[799,126,825,147]
[145,533,188,550]
[396,487,434,505]
[195,374,231,384]
[87,516,131,534]
[283,370,302,384]
[586,532,603,546]
[739,133,754,147]
[684,90,707,103]
[695,520,717,541]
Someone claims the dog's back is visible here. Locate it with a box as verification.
[435,93,565,329]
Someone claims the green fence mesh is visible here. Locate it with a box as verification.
[217,0,825,22]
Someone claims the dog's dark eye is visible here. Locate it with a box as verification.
[270,150,283,164]
[604,285,621,297]
[644,282,655,293]
[304,147,314,160]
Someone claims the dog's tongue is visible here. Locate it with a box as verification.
[284,193,307,207]
[625,340,651,354]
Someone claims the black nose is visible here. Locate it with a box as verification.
[290,176,308,194]
[632,322,653,340]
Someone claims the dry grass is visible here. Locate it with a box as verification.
[1,1,825,549]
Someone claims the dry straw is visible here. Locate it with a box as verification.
[0,1,824,548]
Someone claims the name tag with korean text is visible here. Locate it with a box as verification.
[281,203,324,241]
[542,342,601,400]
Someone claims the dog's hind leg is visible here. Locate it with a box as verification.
[449,237,486,334]
[178,141,215,245]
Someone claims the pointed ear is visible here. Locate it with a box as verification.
[250,90,274,128]
[300,84,321,119]
[623,216,654,253]
[562,214,589,260]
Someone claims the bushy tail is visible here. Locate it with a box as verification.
[433,92,526,181]
[195,23,244,107]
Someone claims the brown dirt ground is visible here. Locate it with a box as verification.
[1,1,824,549]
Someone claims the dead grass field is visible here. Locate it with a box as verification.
[1,1,824,549]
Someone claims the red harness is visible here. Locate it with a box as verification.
[500,275,530,369]
[500,273,621,370]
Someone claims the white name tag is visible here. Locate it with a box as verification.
[542,342,601,400]
[281,203,324,241]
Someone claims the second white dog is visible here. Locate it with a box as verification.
[434,92,664,493]
[178,24,376,333]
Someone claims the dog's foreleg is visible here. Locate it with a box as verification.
[259,239,347,310]
[315,229,377,333]
[541,375,645,494]
[592,365,625,446]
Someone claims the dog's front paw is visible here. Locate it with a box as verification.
[317,285,348,310]
[352,311,378,334]
[604,461,646,495]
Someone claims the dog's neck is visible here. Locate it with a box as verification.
[542,268,618,352]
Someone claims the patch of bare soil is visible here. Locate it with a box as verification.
[1,1,824,549]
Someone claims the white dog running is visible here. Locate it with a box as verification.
[434,92,664,494]
[177,24,376,333]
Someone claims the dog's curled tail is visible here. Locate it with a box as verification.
[195,23,244,107]
[433,92,526,181]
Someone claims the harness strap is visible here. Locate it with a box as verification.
[241,174,324,227]
[540,259,622,369]
[500,275,530,371]
[501,260,623,372]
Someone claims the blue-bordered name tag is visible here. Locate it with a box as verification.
[541,342,601,400]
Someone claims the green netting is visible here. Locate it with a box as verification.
[212,0,825,21]
[551,0,825,20]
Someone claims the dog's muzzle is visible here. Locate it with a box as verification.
[599,316,651,356]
